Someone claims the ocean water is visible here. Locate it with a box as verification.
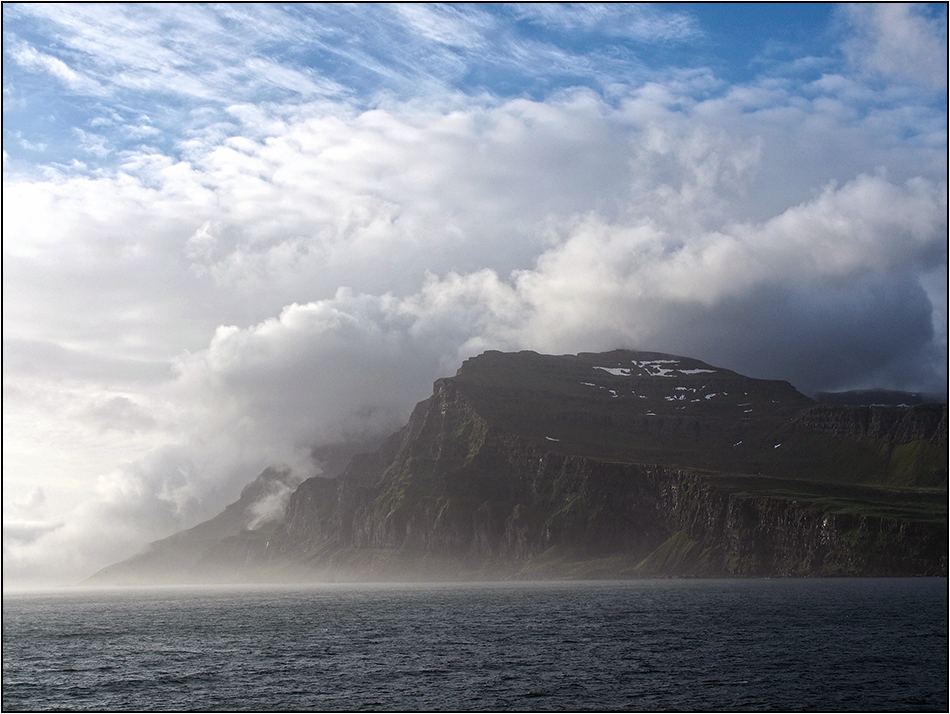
[3,578,946,712]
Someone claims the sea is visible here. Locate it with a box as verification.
[2,578,946,712]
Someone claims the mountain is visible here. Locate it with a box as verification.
[85,441,378,585]
[88,350,948,584]
[85,467,299,585]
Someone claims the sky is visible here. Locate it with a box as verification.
[3,3,947,587]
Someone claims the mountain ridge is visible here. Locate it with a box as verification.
[815,389,947,406]
[86,350,948,584]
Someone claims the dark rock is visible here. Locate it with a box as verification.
[262,351,947,579]
[89,350,948,584]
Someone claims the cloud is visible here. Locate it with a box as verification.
[170,291,449,451]
[2,339,173,385]
[164,169,947,467]
[9,41,105,94]
[7,4,345,103]
[74,128,111,157]
[7,92,944,369]
[79,396,159,434]
[392,4,493,50]
[246,476,300,530]
[514,4,701,43]
[17,135,48,152]
[841,4,948,91]
[9,487,47,517]
[3,520,64,545]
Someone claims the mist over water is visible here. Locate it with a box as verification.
[3,579,946,711]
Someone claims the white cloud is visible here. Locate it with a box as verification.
[246,477,300,530]
[17,136,48,152]
[74,128,111,157]
[510,173,945,356]
[392,4,493,50]
[170,292,441,450]
[4,3,348,142]
[515,4,701,43]
[841,4,948,91]
[79,395,159,434]
[9,42,104,94]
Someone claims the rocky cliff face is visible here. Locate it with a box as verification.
[794,403,947,446]
[262,358,947,579]
[89,350,947,584]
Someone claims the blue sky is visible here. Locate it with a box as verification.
[8,4,942,169]
[3,3,947,586]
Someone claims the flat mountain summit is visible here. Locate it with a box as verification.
[443,350,945,486]
[88,350,948,585]
[451,350,812,470]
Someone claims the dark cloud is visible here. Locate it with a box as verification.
[657,273,939,396]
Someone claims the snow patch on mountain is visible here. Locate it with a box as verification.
[594,367,631,376]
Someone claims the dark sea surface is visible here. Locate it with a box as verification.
[2,578,947,712]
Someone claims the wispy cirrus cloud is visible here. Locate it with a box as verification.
[7,4,347,103]
[9,41,105,94]
[392,3,495,49]
[513,3,702,43]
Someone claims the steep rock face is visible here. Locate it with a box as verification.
[784,404,948,489]
[264,364,947,579]
[660,488,946,577]
[794,404,947,446]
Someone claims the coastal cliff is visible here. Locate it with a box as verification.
[88,350,947,584]
[261,352,946,579]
